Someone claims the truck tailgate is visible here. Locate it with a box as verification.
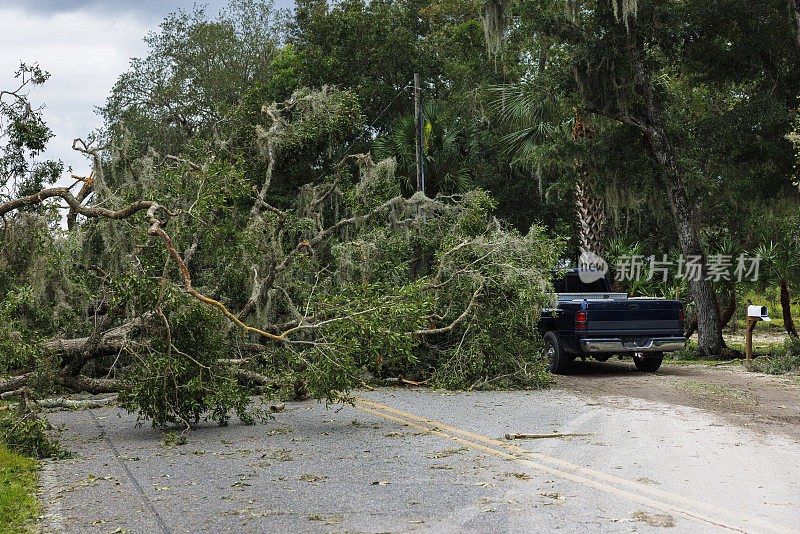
[585,300,682,337]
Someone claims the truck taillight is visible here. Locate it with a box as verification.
[576,311,587,330]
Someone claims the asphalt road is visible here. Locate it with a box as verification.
[40,375,800,533]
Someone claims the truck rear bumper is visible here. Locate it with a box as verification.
[580,337,686,353]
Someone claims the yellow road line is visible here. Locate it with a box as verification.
[354,398,797,534]
[356,397,793,532]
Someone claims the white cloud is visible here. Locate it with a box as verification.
[0,7,151,180]
[1,1,296,185]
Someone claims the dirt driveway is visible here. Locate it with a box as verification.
[554,360,800,440]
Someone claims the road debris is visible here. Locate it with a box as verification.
[631,510,675,527]
[504,433,592,440]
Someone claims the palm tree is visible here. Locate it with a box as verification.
[701,238,744,330]
[374,101,468,197]
[605,233,644,291]
[488,83,570,188]
[488,85,609,258]
[757,240,799,337]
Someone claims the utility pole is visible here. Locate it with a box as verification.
[414,72,422,192]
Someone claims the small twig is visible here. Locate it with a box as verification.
[164,154,203,172]
[711,356,764,366]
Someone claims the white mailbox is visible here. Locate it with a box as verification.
[747,305,771,322]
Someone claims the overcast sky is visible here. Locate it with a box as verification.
[0,0,294,182]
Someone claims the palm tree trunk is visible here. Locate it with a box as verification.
[780,278,798,337]
[572,112,605,258]
[575,178,605,257]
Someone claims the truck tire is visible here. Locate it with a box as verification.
[633,353,663,372]
[543,331,570,374]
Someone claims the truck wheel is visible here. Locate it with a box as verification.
[543,332,570,374]
[633,353,663,372]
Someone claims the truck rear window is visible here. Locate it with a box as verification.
[552,273,609,293]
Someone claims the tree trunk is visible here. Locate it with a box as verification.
[536,162,544,200]
[56,375,129,394]
[0,375,31,395]
[720,289,737,328]
[685,291,735,337]
[780,278,798,336]
[790,0,800,52]
[575,178,605,257]
[644,132,722,357]
[57,309,141,376]
[625,34,723,357]
[572,113,605,258]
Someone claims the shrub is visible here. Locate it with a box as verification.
[0,409,62,459]
[763,337,800,374]
[119,299,254,428]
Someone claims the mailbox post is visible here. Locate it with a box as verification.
[745,303,770,360]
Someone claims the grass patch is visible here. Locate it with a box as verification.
[666,341,699,361]
[0,443,40,533]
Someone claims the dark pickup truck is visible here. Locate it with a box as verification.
[538,269,686,373]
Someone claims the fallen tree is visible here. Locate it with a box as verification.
[1,83,562,429]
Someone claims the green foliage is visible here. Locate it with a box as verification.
[0,326,39,375]
[482,0,800,263]
[756,238,800,287]
[102,1,282,156]
[432,300,551,390]
[288,0,438,129]
[775,337,800,372]
[257,178,561,398]
[0,443,40,534]
[0,410,62,459]
[374,100,472,196]
[666,341,700,361]
[119,299,254,428]
[749,337,800,375]
[0,63,62,201]
[428,221,559,388]
[298,281,432,402]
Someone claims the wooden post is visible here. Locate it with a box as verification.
[414,72,422,192]
[745,316,758,360]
